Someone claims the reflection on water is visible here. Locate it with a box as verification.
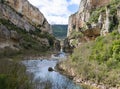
[22,53,82,89]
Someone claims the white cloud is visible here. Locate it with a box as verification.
[28,0,81,24]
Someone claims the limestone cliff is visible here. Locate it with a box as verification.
[0,0,56,52]
[117,5,120,34]
[67,0,120,47]
[1,0,52,33]
[68,0,110,37]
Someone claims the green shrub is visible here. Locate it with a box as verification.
[0,47,21,59]
[111,40,120,61]
[0,59,32,89]
[70,30,83,39]
[110,0,120,5]
[89,6,105,23]
[66,30,120,87]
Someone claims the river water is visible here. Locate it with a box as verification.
[22,52,82,89]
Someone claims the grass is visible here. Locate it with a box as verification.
[64,30,120,88]
[0,59,33,89]
[81,84,98,89]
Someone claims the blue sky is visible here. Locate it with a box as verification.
[68,4,79,12]
[28,0,81,24]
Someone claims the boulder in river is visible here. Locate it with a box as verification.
[48,67,54,72]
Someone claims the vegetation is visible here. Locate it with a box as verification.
[65,30,120,88]
[69,30,83,39]
[0,18,55,53]
[89,6,106,23]
[63,0,120,88]
[52,25,68,39]
[0,59,33,89]
[67,30,83,46]
[0,17,55,89]
[88,0,120,32]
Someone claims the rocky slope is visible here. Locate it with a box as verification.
[0,0,57,54]
[67,0,120,47]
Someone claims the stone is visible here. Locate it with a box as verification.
[54,40,60,52]
[117,5,120,34]
[48,67,54,72]
[0,24,10,39]
[38,38,50,47]
[63,38,73,53]
[101,7,110,36]
[10,30,20,41]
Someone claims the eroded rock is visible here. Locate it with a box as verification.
[10,30,20,41]
[4,0,52,33]
[0,24,10,39]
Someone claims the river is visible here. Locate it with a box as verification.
[22,52,82,89]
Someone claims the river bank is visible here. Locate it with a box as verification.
[56,60,120,89]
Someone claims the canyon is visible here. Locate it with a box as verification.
[0,0,120,89]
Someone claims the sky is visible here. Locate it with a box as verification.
[28,0,81,24]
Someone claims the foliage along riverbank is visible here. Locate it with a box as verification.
[0,49,58,89]
[0,41,58,89]
[57,30,120,89]
[0,58,33,89]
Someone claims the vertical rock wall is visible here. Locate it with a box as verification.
[4,0,52,33]
[117,6,120,34]
[67,0,110,37]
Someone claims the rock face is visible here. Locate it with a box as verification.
[117,5,120,34]
[63,38,73,53]
[10,30,20,41]
[0,24,20,49]
[54,40,61,52]
[0,3,35,32]
[0,24,10,39]
[67,0,120,49]
[67,0,110,37]
[0,0,52,33]
[0,0,55,51]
